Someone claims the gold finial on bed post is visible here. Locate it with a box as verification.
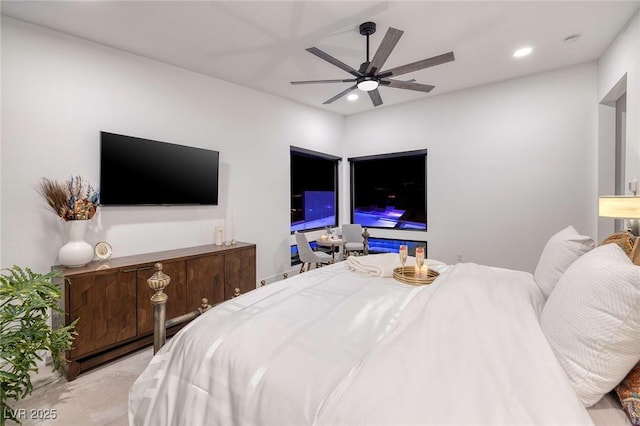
[198,298,211,314]
[148,262,171,354]
[362,227,370,255]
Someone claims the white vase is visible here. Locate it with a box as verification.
[58,220,94,268]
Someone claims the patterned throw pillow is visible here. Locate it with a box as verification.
[617,363,640,426]
[603,232,640,424]
[599,231,640,266]
[600,231,636,256]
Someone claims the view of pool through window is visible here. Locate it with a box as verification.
[349,150,427,230]
[290,147,339,233]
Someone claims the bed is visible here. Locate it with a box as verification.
[128,227,640,426]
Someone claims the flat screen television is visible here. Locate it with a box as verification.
[100,132,219,205]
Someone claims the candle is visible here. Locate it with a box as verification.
[421,264,429,277]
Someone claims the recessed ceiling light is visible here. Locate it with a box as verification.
[347,93,359,101]
[513,47,533,58]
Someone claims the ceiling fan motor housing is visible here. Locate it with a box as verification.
[359,22,377,36]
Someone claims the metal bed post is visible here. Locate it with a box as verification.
[147,263,170,354]
[148,262,213,354]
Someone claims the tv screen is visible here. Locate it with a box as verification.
[349,150,427,230]
[100,132,219,205]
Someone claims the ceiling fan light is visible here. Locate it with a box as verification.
[357,79,379,92]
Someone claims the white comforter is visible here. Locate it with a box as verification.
[129,261,593,426]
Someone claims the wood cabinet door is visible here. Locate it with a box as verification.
[137,260,187,335]
[224,247,256,299]
[186,255,225,308]
[68,269,137,359]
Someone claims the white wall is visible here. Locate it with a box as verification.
[597,9,640,241]
[1,15,617,278]
[0,17,344,280]
[597,104,616,241]
[343,63,598,273]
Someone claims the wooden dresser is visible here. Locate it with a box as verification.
[52,242,256,381]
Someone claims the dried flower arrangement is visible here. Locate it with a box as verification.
[37,176,99,221]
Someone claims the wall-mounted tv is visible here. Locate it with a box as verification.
[349,150,427,230]
[100,132,219,205]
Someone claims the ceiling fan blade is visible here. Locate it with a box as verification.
[378,51,455,78]
[367,27,403,75]
[381,79,435,93]
[291,79,357,85]
[368,89,383,107]
[323,84,358,104]
[306,47,362,77]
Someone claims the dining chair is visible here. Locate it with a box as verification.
[342,224,365,258]
[295,231,333,273]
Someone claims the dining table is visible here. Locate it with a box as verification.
[315,237,346,262]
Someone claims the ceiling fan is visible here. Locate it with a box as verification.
[291,22,455,107]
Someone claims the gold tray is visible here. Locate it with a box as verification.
[393,266,440,286]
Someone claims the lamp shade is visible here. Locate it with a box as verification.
[598,196,640,218]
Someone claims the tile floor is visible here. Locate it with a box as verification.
[6,344,631,426]
[6,347,153,425]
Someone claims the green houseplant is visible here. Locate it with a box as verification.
[0,266,77,425]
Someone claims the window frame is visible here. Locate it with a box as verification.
[366,237,427,256]
[290,146,340,234]
[348,149,428,231]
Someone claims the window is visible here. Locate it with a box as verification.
[366,237,426,256]
[290,147,340,233]
[349,150,427,230]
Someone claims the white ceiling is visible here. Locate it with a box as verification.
[2,1,639,116]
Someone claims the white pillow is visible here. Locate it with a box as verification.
[540,243,640,407]
[534,226,594,299]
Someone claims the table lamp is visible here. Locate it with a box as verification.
[598,195,640,235]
